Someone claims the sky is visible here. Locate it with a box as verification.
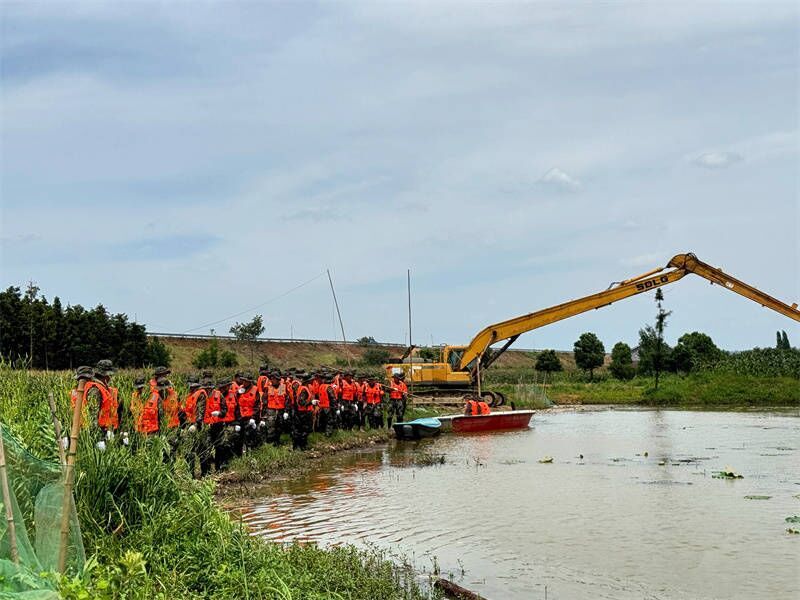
[1,1,798,351]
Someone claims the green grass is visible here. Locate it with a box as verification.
[490,371,799,408]
[0,365,434,599]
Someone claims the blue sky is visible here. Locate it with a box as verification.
[1,2,798,350]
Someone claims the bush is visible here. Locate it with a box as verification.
[362,347,390,365]
[219,350,238,368]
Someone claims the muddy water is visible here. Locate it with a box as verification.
[238,410,800,599]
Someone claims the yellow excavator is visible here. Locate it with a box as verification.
[384,253,800,401]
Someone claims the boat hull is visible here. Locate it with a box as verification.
[450,410,534,433]
[393,418,442,440]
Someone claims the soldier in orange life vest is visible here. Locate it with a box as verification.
[181,378,206,478]
[315,373,334,436]
[212,379,237,470]
[135,375,165,438]
[263,372,289,446]
[81,360,121,449]
[291,374,314,450]
[235,372,261,453]
[363,376,385,429]
[386,372,408,429]
[199,376,224,476]
[339,371,358,430]
[355,374,368,431]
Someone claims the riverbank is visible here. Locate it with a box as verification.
[495,372,800,409]
[0,368,434,600]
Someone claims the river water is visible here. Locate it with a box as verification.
[237,409,800,599]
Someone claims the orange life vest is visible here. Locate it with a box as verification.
[365,384,383,405]
[238,385,258,418]
[130,390,144,424]
[256,375,269,396]
[308,380,320,398]
[341,380,357,401]
[220,386,237,423]
[136,391,160,434]
[389,381,407,399]
[477,401,491,415]
[266,384,287,410]
[294,385,313,412]
[162,387,181,429]
[183,389,206,424]
[317,384,331,409]
[203,390,222,424]
[83,381,120,429]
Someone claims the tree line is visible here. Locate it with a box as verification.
[535,289,797,383]
[0,283,170,370]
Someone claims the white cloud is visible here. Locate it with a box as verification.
[692,151,743,169]
[620,253,667,268]
[538,168,581,191]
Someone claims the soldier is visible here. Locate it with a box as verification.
[82,359,121,448]
[386,372,408,429]
[262,372,288,446]
[291,375,314,450]
[339,371,358,430]
[181,378,206,477]
[235,372,261,453]
[315,373,334,436]
[213,379,237,470]
[199,376,223,477]
[363,376,385,429]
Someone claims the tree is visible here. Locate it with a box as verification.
[777,330,791,350]
[146,337,172,367]
[357,336,377,346]
[535,349,563,374]
[219,350,238,368]
[230,315,264,366]
[675,331,722,367]
[647,288,672,389]
[609,342,635,380]
[670,344,693,374]
[418,347,438,361]
[573,332,605,380]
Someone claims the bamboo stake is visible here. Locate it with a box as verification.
[47,392,66,467]
[57,378,85,573]
[0,423,20,564]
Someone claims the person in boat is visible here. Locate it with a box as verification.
[464,396,491,416]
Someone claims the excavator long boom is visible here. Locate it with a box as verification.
[458,252,800,372]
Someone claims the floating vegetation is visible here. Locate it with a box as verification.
[787,528,800,535]
[744,495,771,500]
[499,459,524,465]
[713,467,743,479]
[538,456,554,464]
[413,453,446,467]
[785,516,800,524]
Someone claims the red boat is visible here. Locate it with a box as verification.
[437,409,534,434]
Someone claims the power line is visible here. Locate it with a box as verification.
[181,271,327,334]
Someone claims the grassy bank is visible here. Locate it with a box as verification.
[494,372,799,408]
[0,367,434,599]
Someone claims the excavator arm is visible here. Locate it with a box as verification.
[458,252,800,372]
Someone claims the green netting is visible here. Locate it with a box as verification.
[1,423,84,599]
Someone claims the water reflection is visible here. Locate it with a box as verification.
[238,409,800,600]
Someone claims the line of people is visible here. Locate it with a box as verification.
[70,360,409,477]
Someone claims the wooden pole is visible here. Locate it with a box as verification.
[327,269,350,367]
[57,378,85,573]
[407,269,413,394]
[47,392,66,467]
[476,354,482,397]
[0,423,20,564]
